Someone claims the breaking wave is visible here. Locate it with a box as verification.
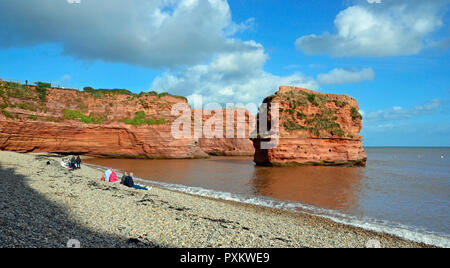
[135,177,450,248]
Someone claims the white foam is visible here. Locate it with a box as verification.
[136,177,450,248]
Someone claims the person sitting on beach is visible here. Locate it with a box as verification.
[104,168,112,182]
[61,158,68,169]
[123,173,148,190]
[109,169,119,183]
[120,172,128,185]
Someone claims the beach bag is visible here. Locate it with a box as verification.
[101,175,105,181]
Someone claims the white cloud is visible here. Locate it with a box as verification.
[224,18,256,36]
[317,68,375,85]
[295,0,449,57]
[0,0,256,68]
[151,42,319,105]
[364,99,444,123]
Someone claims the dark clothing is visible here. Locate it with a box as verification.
[133,185,148,190]
[70,158,76,170]
[76,157,81,169]
[123,176,135,188]
[123,176,148,190]
[120,175,127,185]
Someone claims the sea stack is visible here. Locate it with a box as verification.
[252,86,367,167]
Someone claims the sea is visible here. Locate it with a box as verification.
[85,147,450,247]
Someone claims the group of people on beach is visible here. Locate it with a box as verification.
[58,156,147,191]
[102,169,148,191]
[61,156,81,171]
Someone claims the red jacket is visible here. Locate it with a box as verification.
[109,172,119,183]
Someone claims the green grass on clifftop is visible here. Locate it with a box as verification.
[120,111,167,126]
[64,109,107,124]
[83,87,187,101]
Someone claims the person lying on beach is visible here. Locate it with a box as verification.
[123,173,148,190]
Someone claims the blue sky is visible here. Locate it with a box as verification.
[0,0,449,146]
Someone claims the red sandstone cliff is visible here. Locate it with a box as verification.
[0,81,252,158]
[252,86,367,166]
[194,108,255,156]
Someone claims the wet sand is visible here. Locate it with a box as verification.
[0,151,433,248]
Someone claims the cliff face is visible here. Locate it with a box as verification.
[252,86,367,166]
[0,120,206,158]
[195,108,255,156]
[0,81,252,158]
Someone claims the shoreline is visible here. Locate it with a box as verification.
[0,151,436,248]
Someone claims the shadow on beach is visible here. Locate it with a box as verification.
[0,162,166,248]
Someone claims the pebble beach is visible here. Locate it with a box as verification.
[0,151,434,248]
